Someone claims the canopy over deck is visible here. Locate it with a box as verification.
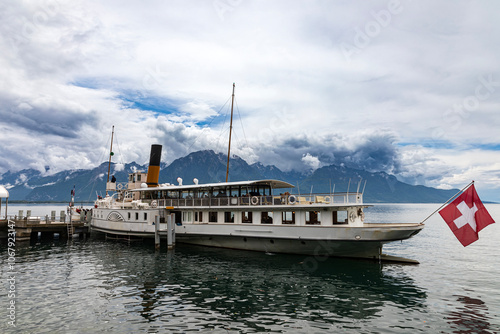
[132,179,295,192]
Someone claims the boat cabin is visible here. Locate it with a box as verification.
[125,178,367,227]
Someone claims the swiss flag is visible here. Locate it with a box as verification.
[439,183,495,246]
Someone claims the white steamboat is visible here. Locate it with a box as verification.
[91,149,424,263]
[91,85,424,262]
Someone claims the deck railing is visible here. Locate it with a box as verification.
[4,210,92,224]
[156,193,363,208]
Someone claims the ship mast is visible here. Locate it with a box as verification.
[106,125,115,196]
[225,83,235,182]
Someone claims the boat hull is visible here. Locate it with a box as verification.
[175,223,423,261]
[91,215,423,262]
[177,234,384,258]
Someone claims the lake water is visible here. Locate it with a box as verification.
[1,203,499,333]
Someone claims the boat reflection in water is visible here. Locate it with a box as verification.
[93,242,427,332]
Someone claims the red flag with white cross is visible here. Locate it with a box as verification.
[439,183,495,246]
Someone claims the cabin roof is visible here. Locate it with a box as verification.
[131,179,295,192]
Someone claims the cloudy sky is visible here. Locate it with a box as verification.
[1,0,499,200]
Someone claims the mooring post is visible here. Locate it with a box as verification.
[154,215,160,251]
[171,213,176,248]
[167,213,175,250]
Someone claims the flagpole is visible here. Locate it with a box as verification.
[419,180,475,224]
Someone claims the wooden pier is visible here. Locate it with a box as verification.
[0,210,91,243]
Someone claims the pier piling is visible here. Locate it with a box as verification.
[154,216,160,250]
[167,213,175,250]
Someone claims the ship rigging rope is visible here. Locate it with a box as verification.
[234,99,249,148]
[86,128,126,203]
[84,129,114,203]
[185,93,248,158]
[112,132,125,166]
[213,95,248,156]
[186,96,231,153]
[214,98,232,153]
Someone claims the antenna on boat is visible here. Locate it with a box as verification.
[225,83,235,182]
[106,125,115,196]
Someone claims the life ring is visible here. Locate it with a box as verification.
[324,196,331,203]
[151,200,157,208]
[288,195,297,205]
[117,183,123,190]
[251,196,259,205]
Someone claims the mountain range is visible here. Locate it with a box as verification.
[0,150,459,203]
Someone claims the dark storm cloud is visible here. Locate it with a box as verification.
[253,130,401,174]
[0,97,97,138]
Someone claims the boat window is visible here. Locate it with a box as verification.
[240,187,250,197]
[224,212,234,223]
[137,174,141,181]
[166,191,179,198]
[128,212,131,219]
[336,211,347,224]
[229,187,240,197]
[172,211,182,226]
[144,213,148,220]
[194,211,203,222]
[182,191,194,199]
[182,211,192,222]
[282,211,295,224]
[261,212,273,224]
[135,212,139,220]
[216,190,227,197]
[306,211,320,225]
[209,211,217,223]
[242,211,252,223]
